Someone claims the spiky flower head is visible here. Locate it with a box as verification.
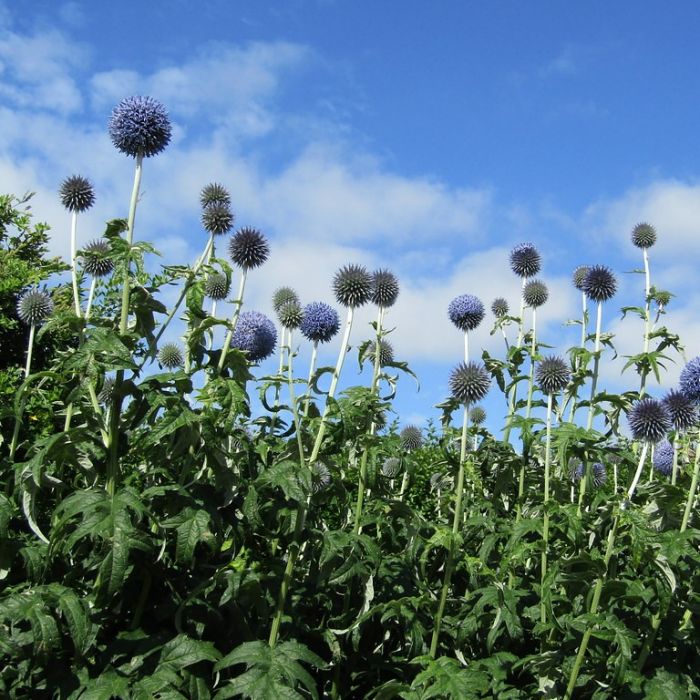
[663,388,699,431]
[312,462,331,493]
[382,457,402,478]
[536,355,570,395]
[631,222,657,249]
[491,297,509,318]
[679,356,700,402]
[17,288,53,325]
[278,301,303,330]
[654,290,671,308]
[582,265,617,303]
[523,279,548,308]
[371,268,399,308]
[653,439,674,476]
[572,265,589,291]
[204,272,230,301]
[449,361,491,405]
[569,458,584,482]
[333,264,372,308]
[469,405,487,425]
[400,425,423,452]
[510,242,541,278]
[81,239,114,277]
[430,472,452,490]
[200,182,231,209]
[229,226,269,269]
[448,294,485,332]
[367,339,394,367]
[272,287,299,314]
[231,310,276,362]
[628,397,672,443]
[299,302,340,344]
[59,175,95,212]
[158,342,184,369]
[592,462,607,487]
[108,95,171,158]
[202,203,234,236]
[97,377,115,405]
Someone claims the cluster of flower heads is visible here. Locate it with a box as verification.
[332,265,400,309]
[231,311,277,362]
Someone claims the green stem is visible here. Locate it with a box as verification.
[671,433,680,486]
[70,211,82,317]
[430,407,470,657]
[85,277,97,321]
[680,433,700,532]
[217,269,248,372]
[640,248,651,397]
[286,329,307,468]
[586,301,603,432]
[525,308,537,420]
[503,278,527,444]
[9,324,36,460]
[567,292,587,423]
[303,342,319,418]
[541,392,553,627]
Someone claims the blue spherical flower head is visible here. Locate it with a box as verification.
[510,242,541,278]
[231,310,277,362]
[628,397,672,443]
[108,96,172,158]
[300,302,340,344]
[582,265,617,303]
[592,462,607,487]
[680,356,700,403]
[653,439,674,476]
[400,425,423,451]
[663,388,698,431]
[448,294,485,332]
[448,361,491,405]
[569,458,584,482]
[523,279,548,308]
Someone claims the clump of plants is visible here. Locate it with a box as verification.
[0,96,698,700]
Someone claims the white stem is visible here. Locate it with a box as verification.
[586,302,603,431]
[218,270,248,371]
[85,277,97,321]
[303,342,319,418]
[627,442,650,500]
[25,324,36,376]
[70,211,82,317]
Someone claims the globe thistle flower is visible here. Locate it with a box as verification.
[17,288,53,325]
[200,182,231,209]
[631,222,657,249]
[367,339,394,367]
[272,287,300,314]
[311,461,331,493]
[572,265,589,292]
[278,301,303,330]
[299,302,340,344]
[371,269,399,308]
[523,279,548,308]
[108,95,172,158]
[81,239,114,277]
[97,377,115,405]
[158,342,184,369]
[333,264,372,308]
[582,265,617,303]
[653,439,674,476]
[382,457,402,478]
[231,310,277,362]
[448,294,485,332]
[628,397,672,443]
[663,388,699,431]
[59,175,95,212]
[469,405,486,425]
[510,242,541,278]
[654,290,672,308]
[535,355,570,395]
[229,226,269,269]
[400,425,423,452]
[448,361,491,405]
[204,272,230,301]
[679,356,700,402]
[202,203,234,236]
[569,458,584,482]
[430,472,452,490]
[491,297,509,318]
[592,462,607,487]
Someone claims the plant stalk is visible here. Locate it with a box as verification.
[217,270,248,372]
[586,301,603,432]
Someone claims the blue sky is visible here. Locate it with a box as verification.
[2,1,700,431]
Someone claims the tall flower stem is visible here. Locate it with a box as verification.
[540,392,553,627]
[671,433,680,486]
[269,326,287,434]
[586,301,603,432]
[8,323,37,460]
[503,279,527,444]
[303,342,319,417]
[640,248,651,397]
[564,443,649,699]
[309,307,355,465]
[525,308,537,420]
[353,308,385,535]
[430,407,470,657]
[567,291,588,423]
[217,270,248,372]
[108,155,143,498]
[286,329,306,468]
[70,211,82,317]
[681,433,700,532]
[85,278,97,321]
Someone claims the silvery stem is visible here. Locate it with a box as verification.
[70,211,81,317]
